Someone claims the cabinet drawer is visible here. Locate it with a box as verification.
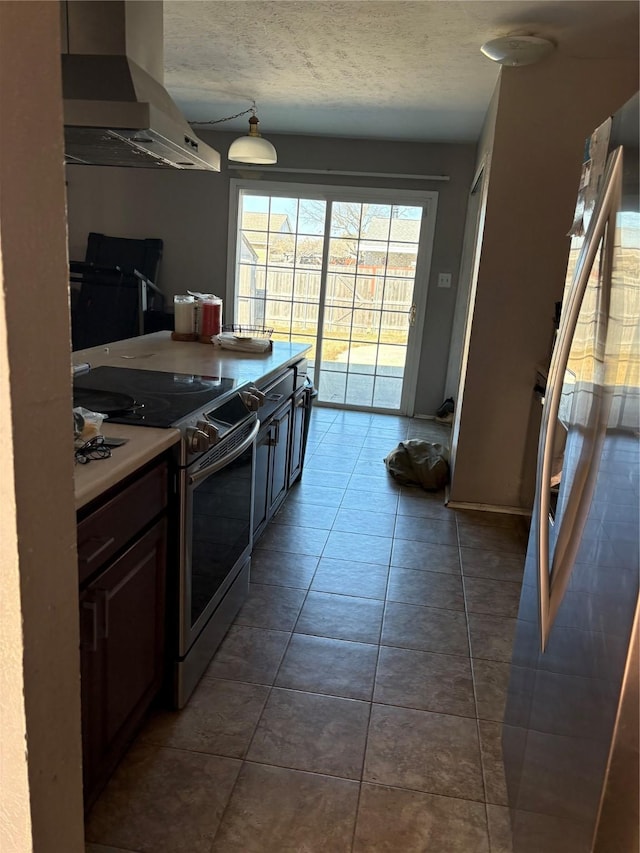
[294,359,308,391]
[77,461,168,585]
[257,368,295,423]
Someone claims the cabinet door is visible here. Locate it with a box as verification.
[289,388,306,487]
[253,423,273,540]
[80,518,166,809]
[270,400,292,515]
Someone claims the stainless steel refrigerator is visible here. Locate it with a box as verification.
[502,92,639,853]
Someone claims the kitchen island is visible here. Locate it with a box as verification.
[73,331,311,508]
[73,330,310,390]
[73,331,311,809]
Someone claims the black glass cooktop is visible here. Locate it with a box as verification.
[73,366,238,427]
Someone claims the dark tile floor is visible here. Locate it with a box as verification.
[85,407,528,853]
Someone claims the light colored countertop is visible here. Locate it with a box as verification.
[73,333,310,511]
[73,332,310,387]
[74,423,180,511]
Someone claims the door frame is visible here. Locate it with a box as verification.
[227,179,438,415]
[448,158,490,483]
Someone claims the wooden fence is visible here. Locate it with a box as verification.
[238,265,415,336]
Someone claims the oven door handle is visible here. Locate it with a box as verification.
[188,419,260,486]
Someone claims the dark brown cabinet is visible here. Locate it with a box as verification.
[253,398,292,540]
[288,386,306,487]
[253,361,310,541]
[78,460,168,811]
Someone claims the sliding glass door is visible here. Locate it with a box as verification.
[229,181,437,414]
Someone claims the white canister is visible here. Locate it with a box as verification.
[172,295,197,340]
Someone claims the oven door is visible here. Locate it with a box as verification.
[179,416,259,655]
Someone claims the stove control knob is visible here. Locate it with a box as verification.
[248,385,266,405]
[186,427,211,454]
[240,390,262,411]
[198,420,220,444]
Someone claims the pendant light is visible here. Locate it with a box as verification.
[192,99,277,165]
[228,107,277,164]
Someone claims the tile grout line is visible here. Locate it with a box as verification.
[456,509,493,853]
[348,421,399,853]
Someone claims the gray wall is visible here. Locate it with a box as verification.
[65,133,476,416]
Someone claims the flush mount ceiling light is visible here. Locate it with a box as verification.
[193,99,277,165]
[480,35,555,67]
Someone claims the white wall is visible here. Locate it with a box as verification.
[65,135,476,416]
[449,54,639,511]
[0,3,84,850]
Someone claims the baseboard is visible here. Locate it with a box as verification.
[445,497,531,517]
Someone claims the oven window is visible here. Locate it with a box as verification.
[190,446,253,627]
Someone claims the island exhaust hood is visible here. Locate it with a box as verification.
[62,0,220,171]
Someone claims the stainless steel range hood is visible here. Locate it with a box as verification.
[61,0,220,171]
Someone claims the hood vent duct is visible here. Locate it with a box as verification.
[61,1,220,171]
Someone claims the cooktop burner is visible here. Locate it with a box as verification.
[73,366,238,428]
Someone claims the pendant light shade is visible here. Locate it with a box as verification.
[228,114,277,164]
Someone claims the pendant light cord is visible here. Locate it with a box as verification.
[193,99,257,126]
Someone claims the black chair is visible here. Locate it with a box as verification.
[71,234,167,350]
[84,232,163,286]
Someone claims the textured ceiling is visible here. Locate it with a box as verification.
[163,1,639,143]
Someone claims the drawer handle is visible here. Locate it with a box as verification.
[78,535,116,567]
[81,599,98,653]
[266,393,284,403]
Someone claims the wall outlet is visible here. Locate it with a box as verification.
[437,273,452,288]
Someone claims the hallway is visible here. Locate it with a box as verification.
[85,406,527,853]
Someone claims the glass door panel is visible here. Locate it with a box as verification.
[317,202,422,409]
[234,189,432,412]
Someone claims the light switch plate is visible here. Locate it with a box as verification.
[438,273,452,288]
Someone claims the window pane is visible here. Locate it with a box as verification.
[357,241,387,273]
[351,308,381,343]
[376,345,407,377]
[380,311,409,346]
[265,299,291,333]
[269,197,299,232]
[240,194,269,226]
[318,369,346,405]
[331,202,362,237]
[298,199,326,235]
[346,373,374,407]
[323,306,353,340]
[373,376,402,409]
[241,230,268,263]
[238,296,265,326]
[328,237,358,269]
[293,270,321,302]
[325,273,355,307]
[237,263,260,297]
[295,236,324,268]
[355,275,385,310]
[292,302,319,336]
[390,207,422,242]
[348,342,376,376]
[320,337,349,373]
[267,233,295,266]
[265,268,294,300]
[383,278,414,311]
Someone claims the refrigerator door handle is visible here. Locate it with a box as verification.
[536,145,623,650]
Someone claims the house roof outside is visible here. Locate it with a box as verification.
[241,213,292,234]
